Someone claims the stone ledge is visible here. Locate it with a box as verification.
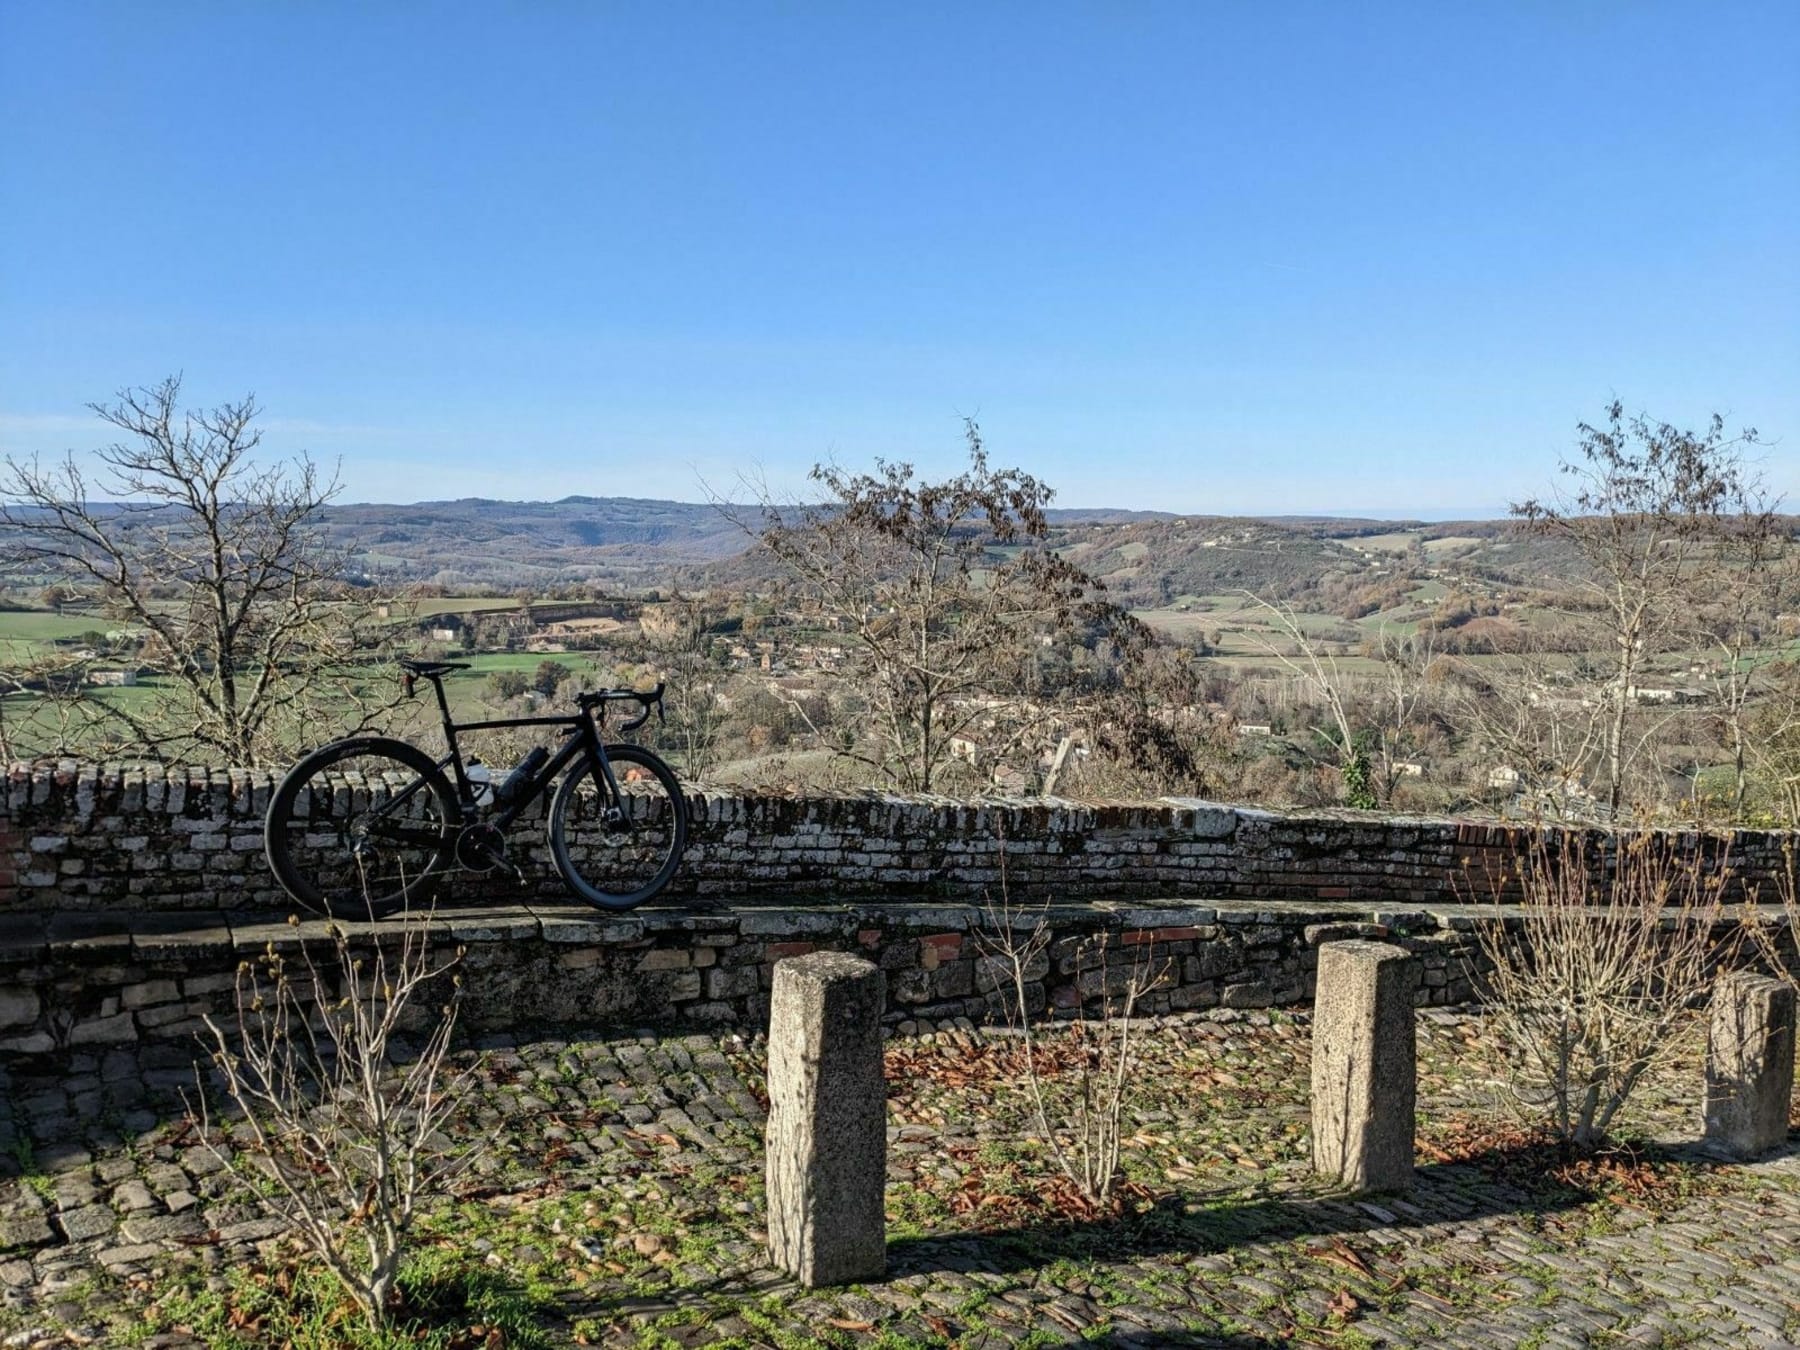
[0,895,1779,965]
[1,895,1785,1073]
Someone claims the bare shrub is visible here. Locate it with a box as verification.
[977,875,1168,1207]
[1475,828,1731,1148]
[1747,837,1800,986]
[193,915,475,1333]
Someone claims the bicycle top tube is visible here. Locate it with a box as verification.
[452,713,590,734]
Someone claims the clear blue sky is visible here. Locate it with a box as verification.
[2,2,1795,516]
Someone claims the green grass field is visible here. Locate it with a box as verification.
[1133,598,1375,659]
[0,609,143,665]
[0,611,115,641]
[416,652,619,723]
[0,651,621,760]
[1353,613,1423,636]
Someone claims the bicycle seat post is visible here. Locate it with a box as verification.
[399,659,468,733]
[429,671,453,726]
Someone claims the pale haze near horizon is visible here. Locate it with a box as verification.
[1,3,1795,517]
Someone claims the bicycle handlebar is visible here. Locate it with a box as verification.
[579,682,666,732]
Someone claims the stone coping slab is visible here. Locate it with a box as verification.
[0,897,1779,964]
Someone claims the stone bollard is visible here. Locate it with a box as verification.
[1703,971,1796,1160]
[1311,940,1417,1192]
[764,951,887,1287]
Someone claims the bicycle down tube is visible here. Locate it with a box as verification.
[434,715,629,831]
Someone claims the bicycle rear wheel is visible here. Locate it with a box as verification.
[548,744,689,910]
[265,737,461,918]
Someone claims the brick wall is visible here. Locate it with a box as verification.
[2,761,1789,913]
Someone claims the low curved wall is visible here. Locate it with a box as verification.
[2,762,1788,913]
[0,896,1483,1066]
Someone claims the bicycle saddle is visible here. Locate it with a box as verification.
[398,658,470,677]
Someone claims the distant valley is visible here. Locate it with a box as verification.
[319,494,1547,595]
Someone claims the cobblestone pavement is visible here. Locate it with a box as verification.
[1,1008,1798,1348]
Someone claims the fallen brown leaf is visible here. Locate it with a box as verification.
[1327,1287,1361,1323]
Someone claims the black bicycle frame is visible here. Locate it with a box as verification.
[420,674,630,829]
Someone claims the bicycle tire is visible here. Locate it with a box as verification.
[548,743,689,910]
[265,737,462,918]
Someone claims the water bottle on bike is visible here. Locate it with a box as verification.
[464,758,496,808]
[496,747,550,806]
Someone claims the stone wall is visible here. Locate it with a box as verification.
[0,897,1487,1070]
[3,761,1789,914]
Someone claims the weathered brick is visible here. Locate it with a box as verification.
[919,934,963,964]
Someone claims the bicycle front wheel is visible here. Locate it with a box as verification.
[548,744,689,910]
[265,737,461,918]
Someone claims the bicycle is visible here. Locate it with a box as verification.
[263,658,690,917]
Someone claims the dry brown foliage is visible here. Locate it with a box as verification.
[1474,827,1732,1148]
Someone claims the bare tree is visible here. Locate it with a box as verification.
[1362,627,1444,805]
[1514,402,1760,818]
[1679,493,1794,819]
[0,377,391,765]
[752,422,1162,792]
[195,916,475,1334]
[0,650,97,762]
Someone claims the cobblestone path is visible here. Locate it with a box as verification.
[2,1009,1798,1348]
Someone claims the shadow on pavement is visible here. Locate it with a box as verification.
[552,1141,1620,1347]
[885,1138,1608,1277]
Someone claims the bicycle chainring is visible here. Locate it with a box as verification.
[454,823,508,872]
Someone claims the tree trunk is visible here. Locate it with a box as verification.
[1733,725,1747,819]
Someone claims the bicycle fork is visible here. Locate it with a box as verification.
[587,744,635,830]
